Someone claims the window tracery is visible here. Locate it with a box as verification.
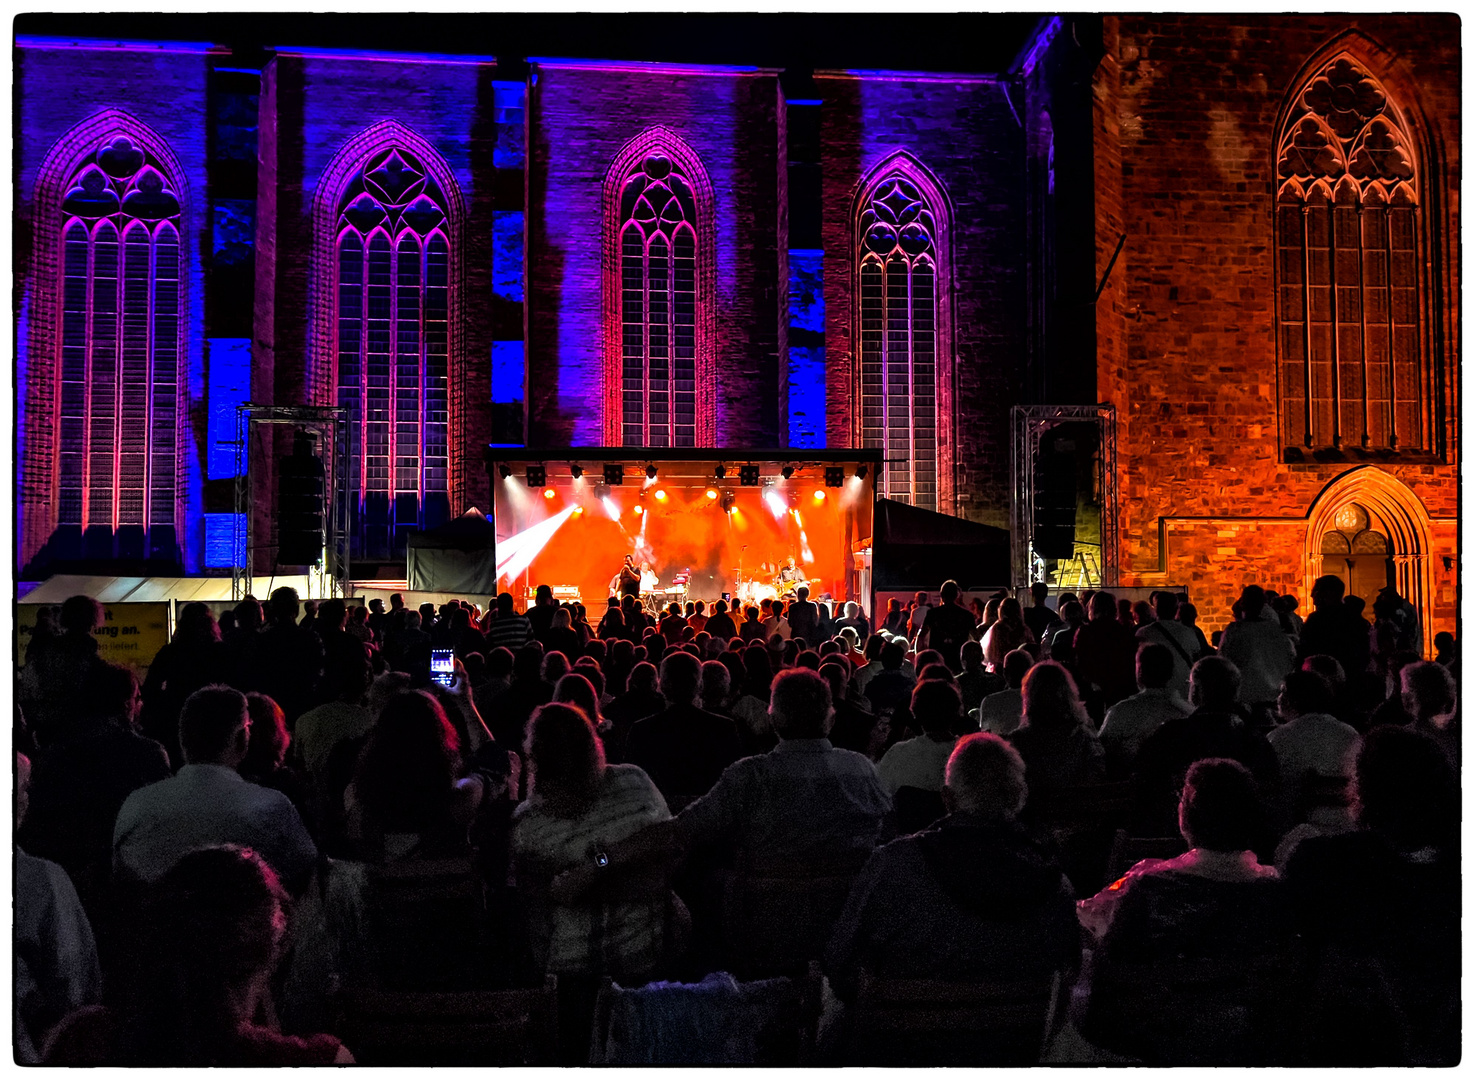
[857,173,941,509]
[56,136,182,540]
[333,146,451,556]
[1275,55,1426,457]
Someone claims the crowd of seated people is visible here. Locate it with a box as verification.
[12,572,1459,1064]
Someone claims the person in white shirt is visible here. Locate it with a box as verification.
[907,592,933,644]
[876,681,963,795]
[976,648,1034,736]
[761,599,792,642]
[114,686,318,894]
[1219,585,1296,713]
[1267,669,1360,825]
[1134,592,1200,701]
[1099,642,1192,776]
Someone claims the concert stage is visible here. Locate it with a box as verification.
[486,449,881,613]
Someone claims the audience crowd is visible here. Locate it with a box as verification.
[13,573,1459,1064]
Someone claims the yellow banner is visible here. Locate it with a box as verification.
[16,602,172,674]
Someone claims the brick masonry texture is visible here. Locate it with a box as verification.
[15,44,211,572]
[1093,15,1459,637]
[818,74,1025,530]
[526,64,785,448]
[254,54,502,567]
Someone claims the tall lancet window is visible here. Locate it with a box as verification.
[56,135,182,548]
[334,146,451,557]
[857,169,947,510]
[1276,54,1429,458]
[604,131,715,448]
[618,154,699,447]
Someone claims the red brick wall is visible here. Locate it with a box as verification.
[1094,15,1459,641]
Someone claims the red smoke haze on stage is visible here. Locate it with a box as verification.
[491,459,875,608]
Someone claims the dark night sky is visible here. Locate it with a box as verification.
[13,12,1046,76]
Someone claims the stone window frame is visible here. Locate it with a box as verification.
[1272,37,1444,464]
[850,151,956,514]
[311,122,466,556]
[22,109,192,565]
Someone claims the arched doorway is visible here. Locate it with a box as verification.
[1304,467,1434,655]
[1317,503,1390,621]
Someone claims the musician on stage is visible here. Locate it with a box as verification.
[617,555,642,598]
[775,557,802,592]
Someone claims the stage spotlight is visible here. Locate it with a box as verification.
[646,464,658,480]
[763,486,788,519]
[720,491,736,513]
[781,465,795,480]
[601,496,620,519]
[604,464,624,486]
[715,464,727,480]
[572,505,584,516]
[633,506,643,516]
[526,465,546,488]
[813,490,826,502]
[739,464,760,486]
[497,463,511,480]
[855,464,869,480]
[570,464,583,479]
[654,489,667,501]
[825,466,845,488]
[543,487,556,500]
[705,488,719,500]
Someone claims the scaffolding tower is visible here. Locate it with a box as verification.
[231,404,352,602]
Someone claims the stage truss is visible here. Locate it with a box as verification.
[232,404,352,601]
[1010,404,1119,590]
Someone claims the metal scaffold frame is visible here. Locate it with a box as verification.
[1010,403,1118,590]
[232,404,352,602]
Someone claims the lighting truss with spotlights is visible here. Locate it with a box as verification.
[739,465,760,486]
[825,466,845,488]
[715,464,727,480]
[604,464,624,486]
[526,465,547,488]
[780,465,795,480]
[855,464,869,480]
[570,464,583,479]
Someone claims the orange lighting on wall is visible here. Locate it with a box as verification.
[543,487,556,499]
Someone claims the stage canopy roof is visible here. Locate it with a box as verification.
[871,497,1011,591]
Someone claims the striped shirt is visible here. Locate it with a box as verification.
[487,613,533,651]
[513,764,671,978]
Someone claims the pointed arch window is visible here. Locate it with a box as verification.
[56,136,182,545]
[1276,56,1428,458]
[334,146,451,557]
[615,152,702,448]
[857,171,946,510]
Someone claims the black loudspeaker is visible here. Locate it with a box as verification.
[1032,427,1079,561]
[278,431,325,566]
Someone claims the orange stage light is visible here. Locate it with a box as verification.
[633,506,643,515]
[813,489,826,501]
[705,488,719,500]
[654,489,667,501]
[543,487,556,499]
[572,505,584,516]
